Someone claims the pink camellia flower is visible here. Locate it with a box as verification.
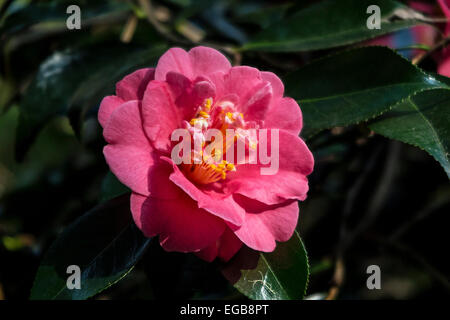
[436,0,450,76]
[98,46,314,262]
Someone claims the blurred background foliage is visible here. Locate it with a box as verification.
[0,0,449,300]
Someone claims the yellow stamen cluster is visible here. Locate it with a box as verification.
[224,111,244,123]
[182,98,247,184]
[190,98,212,126]
[210,160,236,180]
[184,159,235,184]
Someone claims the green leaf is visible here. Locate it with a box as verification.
[369,89,450,178]
[234,231,309,300]
[284,46,447,138]
[0,0,130,36]
[232,3,293,29]
[15,44,166,160]
[100,171,130,203]
[30,196,150,300]
[242,0,425,52]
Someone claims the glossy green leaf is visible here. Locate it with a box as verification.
[370,89,450,178]
[234,231,309,300]
[30,196,150,300]
[242,0,425,52]
[284,46,447,138]
[15,44,166,160]
[233,3,293,29]
[0,0,130,36]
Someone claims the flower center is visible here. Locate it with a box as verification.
[179,98,256,185]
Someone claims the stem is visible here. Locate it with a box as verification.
[120,14,138,43]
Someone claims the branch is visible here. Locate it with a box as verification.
[120,14,138,43]
[327,141,400,299]
[341,141,401,250]
[390,193,450,241]
[374,237,450,292]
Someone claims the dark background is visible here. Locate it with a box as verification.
[0,0,448,300]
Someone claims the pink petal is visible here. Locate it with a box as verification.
[130,191,146,230]
[195,242,218,262]
[438,50,450,77]
[116,68,155,101]
[155,47,231,81]
[142,81,181,152]
[264,97,303,136]
[130,191,226,252]
[438,58,450,77]
[183,77,217,119]
[438,0,450,18]
[146,158,183,200]
[229,196,299,252]
[195,227,243,262]
[222,67,276,121]
[155,48,194,81]
[103,100,156,196]
[163,157,246,226]
[166,71,192,98]
[166,71,198,120]
[218,227,243,262]
[192,78,216,104]
[226,130,313,205]
[98,95,125,128]
[261,71,284,99]
[98,69,155,128]
[438,0,450,36]
[166,73,217,120]
[223,66,262,102]
[188,46,231,78]
[260,71,303,135]
[410,1,437,14]
[243,81,272,122]
[205,71,226,98]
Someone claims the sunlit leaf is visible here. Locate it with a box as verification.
[234,231,309,300]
